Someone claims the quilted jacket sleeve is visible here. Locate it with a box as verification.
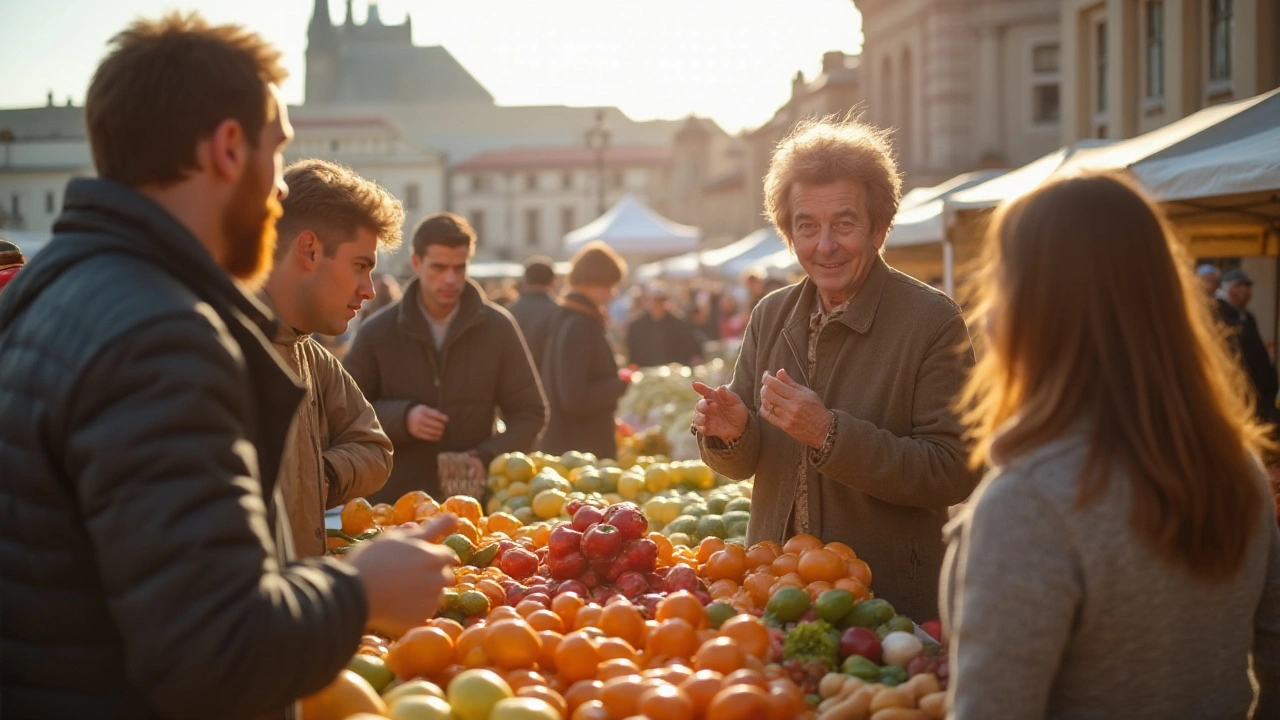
[63,311,367,720]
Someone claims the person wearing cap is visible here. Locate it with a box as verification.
[625,282,704,367]
[507,255,559,371]
[1196,263,1221,298]
[1217,268,1278,423]
[0,239,25,295]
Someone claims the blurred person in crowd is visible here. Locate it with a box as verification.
[944,173,1279,719]
[507,255,558,371]
[1197,263,1222,298]
[0,15,456,719]
[691,118,978,622]
[626,282,704,367]
[260,158,398,557]
[355,272,402,326]
[344,213,546,503]
[742,267,767,313]
[1217,268,1279,424]
[690,285,722,344]
[0,239,26,295]
[539,242,630,459]
[717,293,747,340]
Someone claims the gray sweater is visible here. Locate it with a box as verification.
[942,432,1280,719]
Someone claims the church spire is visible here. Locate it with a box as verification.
[307,0,337,48]
[368,0,382,26]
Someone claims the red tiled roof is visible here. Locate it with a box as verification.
[290,116,392,129]
[454,145,671,172]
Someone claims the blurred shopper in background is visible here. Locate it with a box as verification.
[1217,268,1279,425]
[0,239,26,296]
[508,255,558,372]
[945,173,1280,719]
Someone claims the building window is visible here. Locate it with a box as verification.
[1095,23,1108,113]
[1145,2,1165,100]
[561,207,576,235]
[611,170,624,189]
[561,172,573,189]
[470,210,485,245]
[404,183,420,211]
[471,175,488,193]
[525,208,541,247]
[900,49,913,164]
[1031,43,1061,125]
[45,190,55,214]
[525,173,538,191]
[330,140,340,152]
[1209,0,1233,83]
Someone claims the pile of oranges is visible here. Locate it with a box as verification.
[696,534,873,615]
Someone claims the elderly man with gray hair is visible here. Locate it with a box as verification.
[691,117,981,622]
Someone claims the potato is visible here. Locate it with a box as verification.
[823,686,875,720]
[821,672,848,698]
[901,672,941,701]
[869,688,914,713]
[918,691,947,720]
[838,676,866,698]
[870,709,929,720]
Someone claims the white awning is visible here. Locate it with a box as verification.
[635,226,785,280]
[563,194,700,256]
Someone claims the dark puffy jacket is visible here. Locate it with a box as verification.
[507,289,558,372]
[539,294,628,460]
[0,178,367,720]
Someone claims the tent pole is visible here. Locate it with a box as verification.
[943,239,955,298]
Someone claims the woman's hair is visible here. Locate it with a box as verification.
[959,172,1272,579]
[568,241,627,288]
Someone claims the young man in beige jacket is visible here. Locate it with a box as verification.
[261,159,400,556]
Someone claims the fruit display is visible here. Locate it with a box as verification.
[617,361,733,460]
[311,487,949,720]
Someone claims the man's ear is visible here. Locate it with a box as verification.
[295,230,322,270]
[410,252,422,273]
[206,118,249,183]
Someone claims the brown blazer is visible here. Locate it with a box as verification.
[699,256,979,621]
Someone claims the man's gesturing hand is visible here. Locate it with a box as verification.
[347,513,459,638]
[691,381,749,444]
[759,368,831,448]
[406,404,448,442]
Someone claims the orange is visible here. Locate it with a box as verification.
[476,579,507,609]
[662,663,695,687]
[693,637,746,675]
[489,606,522,623]
[649,532,675,564]
[442,495,483,525]
[555,633,602,682]
[528,523,551,548]
[847,558,873,587]
[428,618,465,642]
[656,591,707,629]
[385,626,454,680]
[824,541,858,561]
[596,636,638,663]
[413,497,442,521]
[551,593,585,628]
[298,669,387,720]
[340,498,376,535]
[599,675,656,719]
[697,536,726,563]
[573,604,602,630]
[595,658,641,681]
[678,669,724,718]
[744,542,780,569]
[638,683,695,720]
[526,609,566,633]
[516,599,546,618]
[806,581,834,601]
[392,490,431,525]
[563,679,604,713]
[487,511,522,536]
[743,571,775,606]
[517,686,568,718]
[537,630,562,673]
[707,579,739,600]
[645,618,699,659]
[834,576,872,600]
[569,699,610,720]
[706,684,772,720]
[767,679,806,720]
[599,601,647,648]
[454,517,481,545]
[704,547,747,583]
[504,669,549,690]
[371,503,395,527]
[770,553,799,576]
[482,618,543,670]
[782,533,823,555]
[722,668,768,689]
[718,616,770,661]
[797,548,846,584]
[460,645,490,668]
[456,623,488,659]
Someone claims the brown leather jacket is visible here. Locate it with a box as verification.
[699,257,980,621]
[260,292,393,557]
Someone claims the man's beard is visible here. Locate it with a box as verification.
[221,163,283,289]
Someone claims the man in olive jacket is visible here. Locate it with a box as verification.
[0,16,455,719]
[345,213,547,503]
[693,119,979,622]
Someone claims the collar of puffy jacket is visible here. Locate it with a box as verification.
[395,275,489,349]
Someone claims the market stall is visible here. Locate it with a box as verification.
[634,227,785,282]
[563,195,700,264]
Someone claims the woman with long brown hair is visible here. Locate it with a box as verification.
[943,173,1280,718]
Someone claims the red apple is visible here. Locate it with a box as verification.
[636,593,664,618]
[614,571,649,600]
[618,538,658,574]
[643,572,666,593]
[524,592,551,607]
[565,499,586,517]
[500,547,538,580]
[572,505,606,532]
[581,524,624,562]
[548,525,583,558]
[534,547,549,561]
[840,627,882,663]
[692,590,712,606]
[547,550,589,581]
[504,585,526,606]
[494,539,518,560]
[603,502,640,523]
[580,568,602,588]
[556,580,589,597]
[665,564,698,593]
[526,583,552,597]
[920,620,944,644]
[603,557,627,583]
[591,585,616,604]
[606,505,649,540]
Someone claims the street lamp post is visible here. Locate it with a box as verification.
[584,110,610,217]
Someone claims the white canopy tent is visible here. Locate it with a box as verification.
[634,226,785,281]
[563,195,700,258]
[1134,123,1280,203]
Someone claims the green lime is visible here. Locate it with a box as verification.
[458,590,491,617]
[841,655,881,682]
[382,678,446,703]
[722,511,750,537]
[663,515,698,536]
[705,495,729,514]
[842,598,895,629]
[875,614,915,639]
[442,534,476,564]
[347,653,394,692]
[765,586,812,623]
[814,589,856,624]
[442,589,461,611]
[667,532,692,547]
[724,497,752,514]
[705,602,738,630]
[695,514,726,541]
[469,543,499,568]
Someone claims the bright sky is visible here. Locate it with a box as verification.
[0,0,862,133]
